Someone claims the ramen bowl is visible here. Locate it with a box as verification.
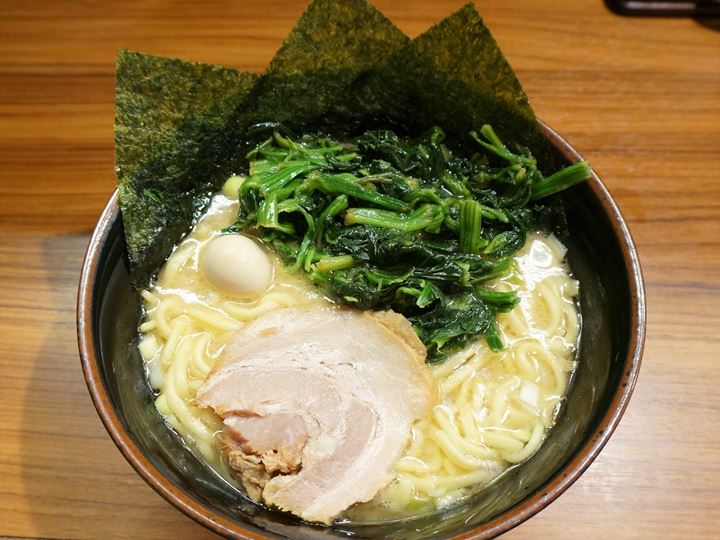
[77,121,645,539]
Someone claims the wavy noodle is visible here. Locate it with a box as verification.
[138,194,580,520]
[357,232,580,518]
[138,195,325,461]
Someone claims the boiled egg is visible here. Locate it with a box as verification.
[201,234,273,298]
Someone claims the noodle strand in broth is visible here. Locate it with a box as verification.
[138,194,580,521]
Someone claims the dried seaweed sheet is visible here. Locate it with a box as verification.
[389,3,552,162]
[241,0,409,130]
[116,0,551,286]
[116,50,258,283]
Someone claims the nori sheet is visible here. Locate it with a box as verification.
[365,3,554,162]
[115,0,550,286]
[240,0,409,130]
[115,50,258,283]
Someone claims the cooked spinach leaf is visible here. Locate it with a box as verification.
[230,125,591,361]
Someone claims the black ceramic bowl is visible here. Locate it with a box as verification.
[78,121,645,539]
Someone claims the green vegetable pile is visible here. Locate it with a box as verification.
[115,0,594,362]
[228,124,590,361]
[116,1,562,285]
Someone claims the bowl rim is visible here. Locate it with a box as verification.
[77,120,646,540]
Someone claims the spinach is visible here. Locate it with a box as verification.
[231,124,591,362]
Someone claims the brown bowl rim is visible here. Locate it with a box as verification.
[77,120,646,540]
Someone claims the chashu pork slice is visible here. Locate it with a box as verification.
[196,307,436,524]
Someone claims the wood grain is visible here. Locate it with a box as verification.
[0,1,718,538]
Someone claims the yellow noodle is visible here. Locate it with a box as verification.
[181,304,241,333]
[396,456,432,474]
[160,317,187,366]
[512,342,538,381]
[224,295,294,320]
[422,456,444,475]
[138,195,580,521]
[501,422,546,464]
[505,407,535,427]
[437,469,495,492]
[458,406,480,440]
[480,429,525,453]
[407,425,426,455]
[451,434,498,460]
[357,233,580,515]
[499,307,528,339]
[171,337,194,399]
[428,427,491,470]
[383,477,413,511]
[440,363,476,394]
[431,351,471,378]
[397,473,440,493]
[190,333,213,377]
[164,362,213,441]
[534,278,564,337]
[138,320,156,332]
[141,289,158,306]
[442,458,463,477]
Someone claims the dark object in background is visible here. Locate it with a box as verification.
[605,0,720,16]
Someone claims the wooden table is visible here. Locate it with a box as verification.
[1,1,718,538]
